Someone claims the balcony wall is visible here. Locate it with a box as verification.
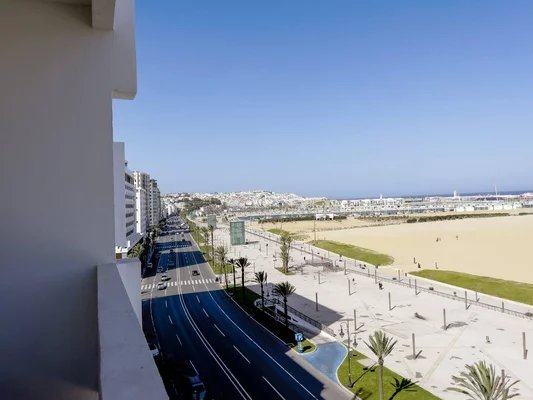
[0,0,143,398]
[98,263,166,399]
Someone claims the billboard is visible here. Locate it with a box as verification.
[230,221,246,246]
[207,214,217,229]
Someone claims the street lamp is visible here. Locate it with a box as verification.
[339,320,357,386]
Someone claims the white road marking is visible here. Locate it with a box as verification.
[233,345,250,364]
[214,324,225,337]
[188,249,319,400]
[165,300,168,308]
[176,256,251,400]
[203,308,209,318]
[175,333,182,346]
[168,315,173,325]
[196,295,200,303]
[262,376,285,399]
[190,360,199,375]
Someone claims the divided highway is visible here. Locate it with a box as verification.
[142,218,352,400]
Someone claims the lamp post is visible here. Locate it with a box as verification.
[339,321,356,386]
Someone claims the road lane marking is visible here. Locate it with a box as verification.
[188,248,319,400]
[203,308,209,318]
[262,376,285,400]
[214,324,225,337]
[190,360,199,375]
[176,268,251,400]
[165,300,168,308]
[175,333,182,346]
[168,315,173,325]
[196,295,200,303]
[233,345,250,364]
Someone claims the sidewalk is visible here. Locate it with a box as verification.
[210,222,533,400]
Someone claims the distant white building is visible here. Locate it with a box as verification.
[135,186,147,235]
[133,171,150,234]
[113,142,141,258]
[148,178,161,227]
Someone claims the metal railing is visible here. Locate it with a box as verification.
[246,228,533,321]
[345,266,533,320]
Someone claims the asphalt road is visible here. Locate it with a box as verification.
[142,219,352,400]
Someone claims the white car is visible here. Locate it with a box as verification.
[161,274,171,281]
[148,342,159,357]
[156,282,167,290]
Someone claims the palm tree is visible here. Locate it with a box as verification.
[279,232,293,274]
[208,225,215,264]
[227,258,236,291]
[389,378,418,400]
[235,257,250,302]
[201,226,209,245]
[448,361,519,400]
[254,271,268,310]
[364,330,398,400]
[215,246,228,289]
[272,281,296,328]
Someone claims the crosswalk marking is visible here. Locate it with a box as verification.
[142,277,221,291]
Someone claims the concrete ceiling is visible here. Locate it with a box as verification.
[43,0,115,29]
[44,0,91,5]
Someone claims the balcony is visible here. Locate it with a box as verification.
[97,260,167,399]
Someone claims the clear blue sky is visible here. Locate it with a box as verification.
[114,0,533,198]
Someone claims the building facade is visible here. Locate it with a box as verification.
[113,142,141,257]
[0,1,166,398]
[134,171,151,231]
[135,186,148,235]
[148,178,161,227]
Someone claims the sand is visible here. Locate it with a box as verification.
[256,214,533,284]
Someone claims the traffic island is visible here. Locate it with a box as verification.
[226,286,316,354]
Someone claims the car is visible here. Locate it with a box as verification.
[187,375,206,400]
[173,373,206,400]
[148,342,159,357]
[161,274,171,281]
[157,282,167,290]
[192,270,200,276]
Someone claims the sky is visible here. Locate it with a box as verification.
[114,0,533,199]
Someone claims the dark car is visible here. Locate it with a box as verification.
[192,270,200,276]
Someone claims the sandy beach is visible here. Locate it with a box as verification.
[255,214,533,284]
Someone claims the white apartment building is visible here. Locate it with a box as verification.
[113,142,141,258]
[148,178,162,227]
[134,170,151,231]
[0,1,166,399]
[135,186,148,235]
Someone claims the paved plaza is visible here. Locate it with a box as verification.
[209,222,533,399]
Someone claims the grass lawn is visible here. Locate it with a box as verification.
[268,228,290,236]
[338,350,439,400]
[411,270,533,306]
[275,267,296,276]
[227,286,316,354]
[310,240,394,266]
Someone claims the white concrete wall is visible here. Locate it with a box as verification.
[0,1,141,398]
[98,263,166,399]
[116,258,142,325]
